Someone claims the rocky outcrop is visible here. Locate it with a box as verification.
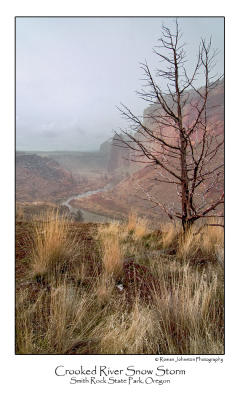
[79,80,224,222]
[107,134,131,172]
[100,134,131,172]
[99,138,112,154]
[142,79,224,142]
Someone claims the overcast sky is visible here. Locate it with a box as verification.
[16,17,224,151]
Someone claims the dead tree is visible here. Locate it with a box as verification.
[115,21,224,231]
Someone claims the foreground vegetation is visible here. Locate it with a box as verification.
[16,210,224,354]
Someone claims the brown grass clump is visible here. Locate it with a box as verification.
[95,273,115,306]
[15,289,35,354]
[127,209,138,233]
[97,223,123,278]
[31,210,79,280]
[95,300,156,354]
[126,210,149,239]
[201,223,224,255]
[177,228,198,260]
[133,217,149,240]
[16,282,102,354]
[150,261,224,354]
[161,222,179,249]
[177,222,224,262]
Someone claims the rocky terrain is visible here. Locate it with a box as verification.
[70,80,224,222]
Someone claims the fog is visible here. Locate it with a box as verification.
[16,17,224,152]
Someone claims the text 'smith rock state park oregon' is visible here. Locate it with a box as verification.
[16,17,224,355]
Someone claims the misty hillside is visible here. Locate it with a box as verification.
[16,153,78,202]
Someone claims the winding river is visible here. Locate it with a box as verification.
[61,183,116,223]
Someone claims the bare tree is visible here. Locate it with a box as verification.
[115,20,224,231]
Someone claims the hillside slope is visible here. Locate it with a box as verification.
[16,153,79,202]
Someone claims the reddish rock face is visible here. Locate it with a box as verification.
[102,80,224,174]
[76,80,224,222]
[142,79,224,147]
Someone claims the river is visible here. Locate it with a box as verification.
[61,183,117,223]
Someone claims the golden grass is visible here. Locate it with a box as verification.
[202,223,224,254]
[95,273,115,306]
[98,223,123,278]
[150,262,223,354]
[31,209,79,279]
[161,222,179,249]
[16,214,224,355]
[126,210,149,239]
[15,289,35,354]
[178,228,198,259]
[96,301,156,354]
[134,217,149,240]
[16,282,101,354]
[127,209,138,232]
[177,222,224,260]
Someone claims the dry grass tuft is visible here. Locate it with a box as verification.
[31,210,79,279]
[96,300,156,354]
[133,217,149,240]
[177,222,224,262]
[16,282,102,354]
[127,210,138,233]
[126,210,149,239]
[95,273,115,306]
[161,222,179,249]
[15,289,35,354]
[151,263,224,354]
[201,223,224,255]
[177,228,197,259]
[98,223,123,278]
